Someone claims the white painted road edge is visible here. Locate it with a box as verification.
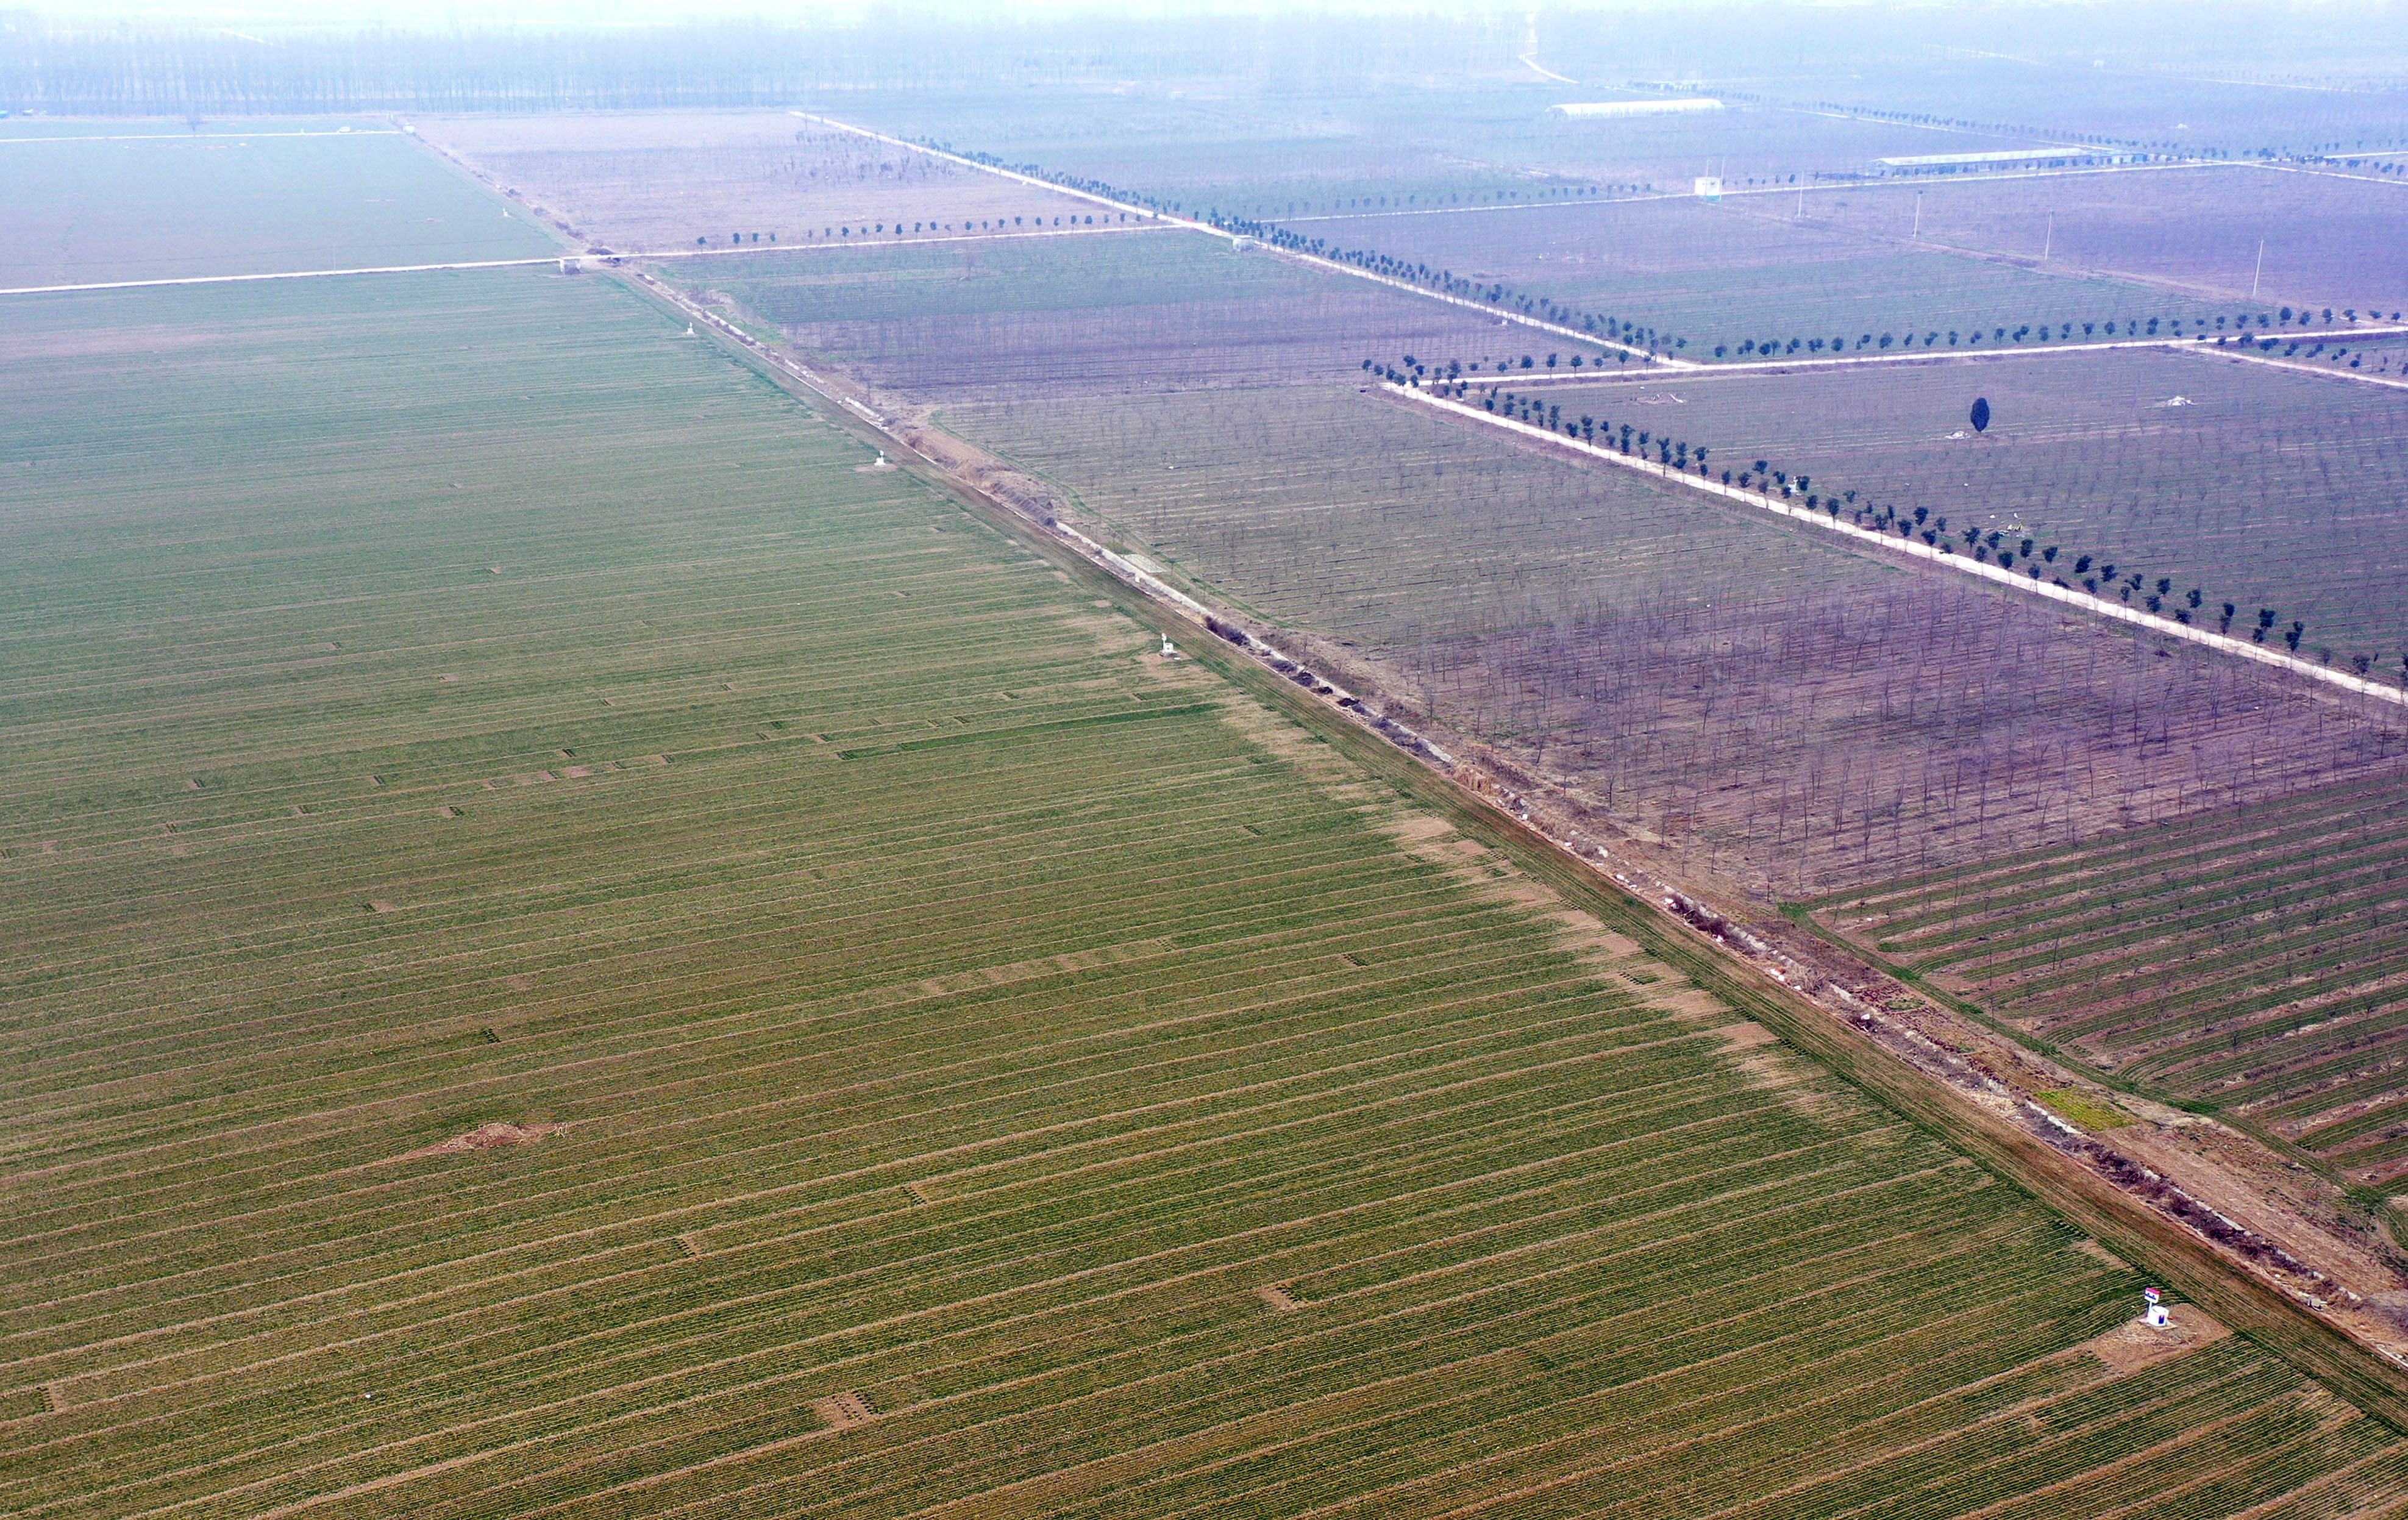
[789,110,1679,367]
[1384,380,2408,708]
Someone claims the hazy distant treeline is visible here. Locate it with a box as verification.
[2,3,2398,125]
[0,13,1525,115]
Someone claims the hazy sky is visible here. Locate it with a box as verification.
[12,0,1926,24]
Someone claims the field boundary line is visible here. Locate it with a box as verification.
[2255,159,2408,193]
[1383,381,2408,710]
[785,110,1681,367]
[0,257,560,295]
[2179,341,2408,393]
[0,224,1175,298]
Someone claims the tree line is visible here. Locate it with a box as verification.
[689,211,1134,246]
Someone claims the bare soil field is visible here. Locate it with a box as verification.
[1294,193,2235,360]
[15,263,2398,1517]
[415,111,1105,253]
[709,234,1520,405]
[953,380,2408,897]
[0,124,554,287]
[1805,165,2408,315]
[832,85,2057,219]
[1532,346,2408,663]
[1812,773,2408,1183]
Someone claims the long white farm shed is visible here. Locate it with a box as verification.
[1550,99,1723,118]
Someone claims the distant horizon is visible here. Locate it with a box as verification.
[11,0,2406,31]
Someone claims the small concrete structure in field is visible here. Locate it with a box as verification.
[1160,632,1181,660]
[1551,98,1722,118]
[1693,176,1723,201]
[2143,1286,2171,1328]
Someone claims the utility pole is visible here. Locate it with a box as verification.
[2251,238,2265,298]
[2042,213,2053,261]
[1913,191,1922,238]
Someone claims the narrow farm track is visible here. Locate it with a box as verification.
[0,221,1172,298]
[9,266,2408,1519]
